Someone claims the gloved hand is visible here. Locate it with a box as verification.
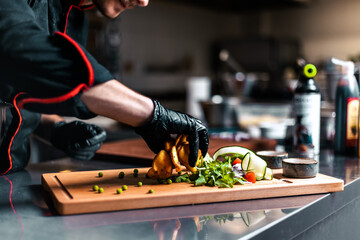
[50,121,107,160]
[135,100,209,167]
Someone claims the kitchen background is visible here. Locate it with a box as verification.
[31,0,360,162]
[88,0,360,97]
[86,0,360,103]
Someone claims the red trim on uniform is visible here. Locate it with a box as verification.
[17,31,94,108]
[64,5,79,34]
[77,0,96,9]
[2,2,96,174]
[17,84,89,108]
[54,31,94,86]
[81,4,95,10]
[64,4,95,34]
[0,93,23,175]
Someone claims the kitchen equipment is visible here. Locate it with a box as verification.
[320,107,335,147]
[256,151,288,169]
[259,121,288,141]
[200,95,240,129]
[186,76,211,121]
[282,158,318,178]
[42,168,343,215]
[326,72,341,102]
[212,37,299,101]
[332,58,359,155]
[95,137,277,163]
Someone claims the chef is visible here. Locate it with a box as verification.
[0,0,208,174]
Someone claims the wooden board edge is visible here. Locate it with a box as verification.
[42,173,75,215]
[41,170,345,215]
[53,182,345,215]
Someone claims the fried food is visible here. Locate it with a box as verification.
[147,134,202,179]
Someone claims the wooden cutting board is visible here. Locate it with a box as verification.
[95,138,277,164]
[42,168,343,215]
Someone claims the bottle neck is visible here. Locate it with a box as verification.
[295,77,320,93]
[338,74,357,88]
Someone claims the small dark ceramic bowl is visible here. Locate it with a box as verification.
[256,151,288,169]
[282,158,318,178]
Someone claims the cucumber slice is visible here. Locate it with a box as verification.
[241,152,251,171]
[263,167,273,180]
[213,146,267,181]
[246,154,267,180]
[213,146,251,161]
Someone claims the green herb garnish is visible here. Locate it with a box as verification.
[176,155,245,188]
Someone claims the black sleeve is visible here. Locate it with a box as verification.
[0,0,114,119]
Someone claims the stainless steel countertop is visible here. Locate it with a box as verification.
[1,148,359,240]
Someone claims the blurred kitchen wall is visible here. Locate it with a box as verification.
[85,0,360,117]
[268,0,360,63]
[87,2,242,112]
[117,3,243,106]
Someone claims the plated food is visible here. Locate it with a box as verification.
[146,135,273,188]
[91,137,275,195]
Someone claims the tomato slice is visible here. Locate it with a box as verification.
[244,172,256,183]
[232,158,242,165]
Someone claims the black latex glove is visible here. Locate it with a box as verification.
[135,100,209,167]
[50,121,107,160]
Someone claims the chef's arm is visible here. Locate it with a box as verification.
[81,79,154,128]
[80,79,209,167]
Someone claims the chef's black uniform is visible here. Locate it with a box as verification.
[0,0,114,174]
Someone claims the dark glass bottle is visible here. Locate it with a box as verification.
[333,58,359,155]
[293,64,321,157]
